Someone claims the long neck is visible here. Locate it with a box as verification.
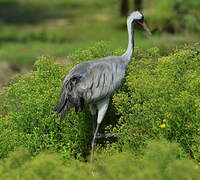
[122,21,134,66]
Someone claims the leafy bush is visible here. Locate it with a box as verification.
[0,42,200,180]
[0,42,114,159]
[111,43,200,160]
[94,140,200,180]
[0,148,68,180]
[0,114,22,158]
[0,140,199,180]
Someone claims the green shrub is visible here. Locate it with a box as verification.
[0,42,115,159]
[0,115,22,158]
[0,148,68,180]
[95,140,200,180]
[1,140,199,180]
[0,42,200,178]
[111,43,200,160]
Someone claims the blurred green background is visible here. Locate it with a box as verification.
[0,1,200,178]
[0,0,199,85]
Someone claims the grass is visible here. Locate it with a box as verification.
[0,0,198,68]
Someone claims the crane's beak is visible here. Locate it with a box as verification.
[138,21,152,35]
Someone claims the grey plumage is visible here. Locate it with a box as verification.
[54,11,149,162]
[54,56,125,118]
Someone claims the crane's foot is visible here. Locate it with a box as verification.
[96,132,124,139]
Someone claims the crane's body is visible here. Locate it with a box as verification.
[54,11,150,162]
[64,56,125,104]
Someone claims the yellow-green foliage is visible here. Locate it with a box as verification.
[112,43,200,160]
[0,42,200,179]
[0,140,199,180]
[0,42,115,159]
[94,140,200,180]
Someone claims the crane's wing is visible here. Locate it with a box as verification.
[53,74,85,120]
[77,59,125,102]
[54,56,125,119]
[79,63,114,102]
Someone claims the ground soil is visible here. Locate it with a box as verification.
[0,59,70,89]
[0,61,32,88]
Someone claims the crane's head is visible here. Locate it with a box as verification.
[127,11,151,35]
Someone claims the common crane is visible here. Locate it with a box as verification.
[54,11,150,161]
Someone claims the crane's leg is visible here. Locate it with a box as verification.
[89,104,97,135]
[91,98,110,163]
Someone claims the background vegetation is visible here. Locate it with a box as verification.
[0,0,199,68]
[0,0,200,179]
[0,42,200,179]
